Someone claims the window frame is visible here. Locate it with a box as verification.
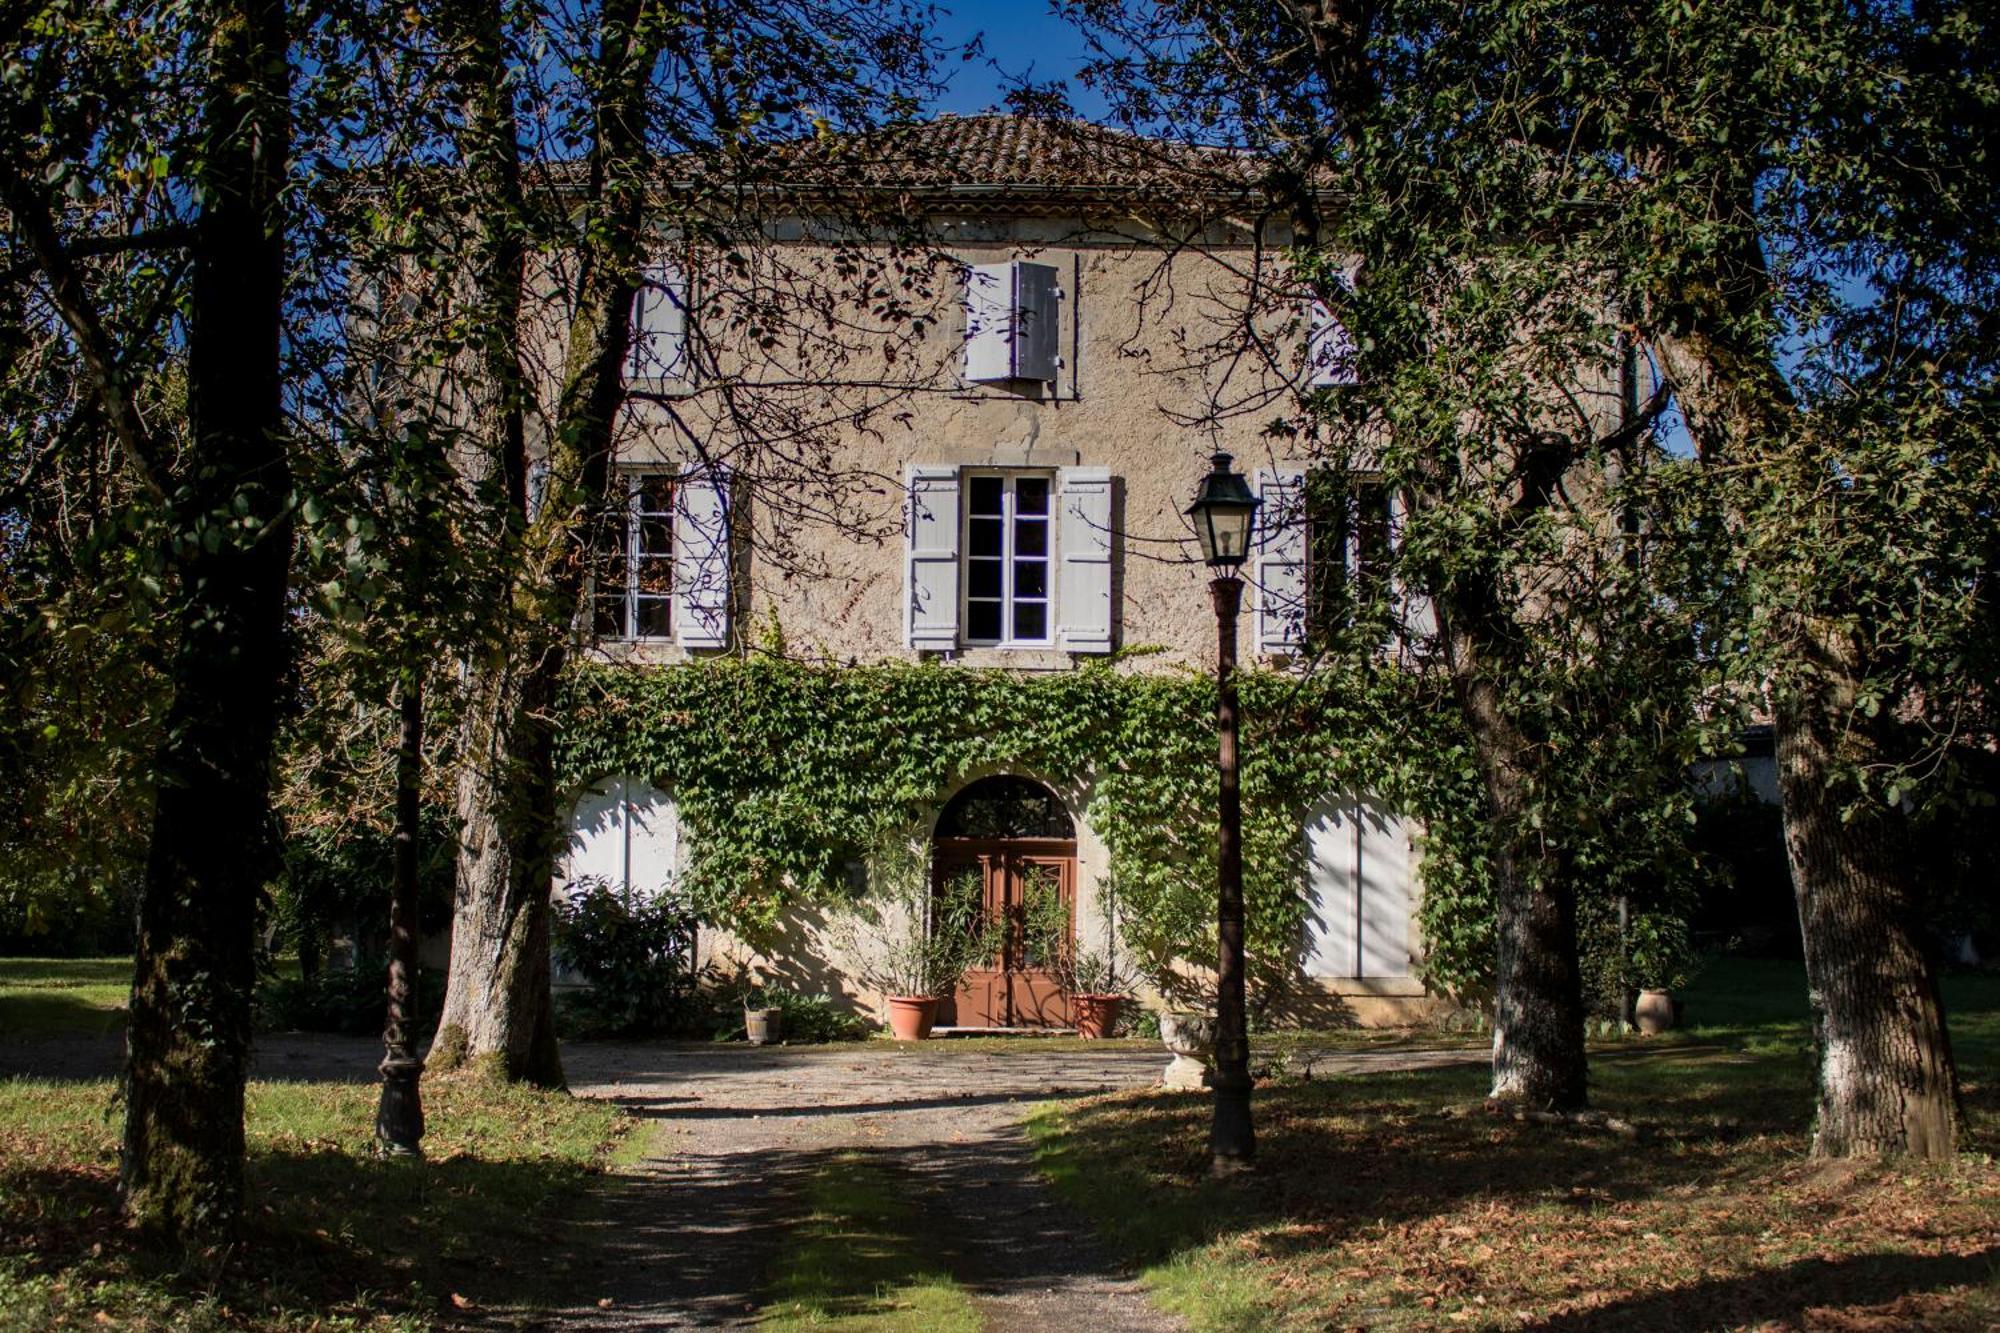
[960,469,1057,649]
[593,470,675,643]
[1305,470,1395,645]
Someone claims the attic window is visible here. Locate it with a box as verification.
[626,260,689,385]
[964,260,1062,383]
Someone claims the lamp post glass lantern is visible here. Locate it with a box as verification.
[1186,451,1258,1172]
[1187,451,1259,568]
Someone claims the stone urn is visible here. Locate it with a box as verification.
[1159,1010,1214,1090]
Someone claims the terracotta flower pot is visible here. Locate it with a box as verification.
[1071,994,1124,1040]
[886,995,939,1041]
[1635,988,1676,1035]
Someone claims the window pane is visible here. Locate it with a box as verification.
[1014,560,1046,599]
[1012,601,1047,642]
[639,513,673,557]
[634,596,671,638]
[1016,476,1049,516]
[1014,518,1047,557]
[968,516,1004,558]
[636,557,672,596]
[594,596,626,638]
[967,559,1003,600]
[1356,486,1391,579]
[967,600,1003,642]
[968,475,1004,515]
[638,477,673,514]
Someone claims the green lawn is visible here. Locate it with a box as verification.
[0,1074,631,1330]
[0,956,130,1040]
[1033,958,2000,1332]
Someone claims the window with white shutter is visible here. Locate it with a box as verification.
[905,464,962,650]
[1254,467,1307,653]
[1055,467,1113,653]
[626,260,689,386]
[963,260,1062,383]
[1303,792,1416,980]
[674,466,731,648]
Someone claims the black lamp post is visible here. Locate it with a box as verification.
[1186,450,1259,1173]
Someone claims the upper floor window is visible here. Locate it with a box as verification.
[626,260,690,386]
[963,260,1062,384]
[905,464,1112,655]
[1255,466,1432,655]
[593,473,674,640]
[964,472,1053,646]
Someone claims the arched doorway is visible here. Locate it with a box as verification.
[933,775,1076,1029]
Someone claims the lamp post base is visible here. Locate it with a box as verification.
[375,1055,426,1159]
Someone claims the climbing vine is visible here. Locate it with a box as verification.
[556,652,1503,1003]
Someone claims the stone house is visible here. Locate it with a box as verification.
[554,115,1449,1028]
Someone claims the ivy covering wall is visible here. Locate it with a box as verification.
[555,653,1500,1001]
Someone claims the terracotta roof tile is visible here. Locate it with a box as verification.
[759,113,1257,195]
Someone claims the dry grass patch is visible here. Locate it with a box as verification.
[1031,964,2000,1332]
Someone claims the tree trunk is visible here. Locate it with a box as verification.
[1654,319,1962,1160]
[1442,605,1589,1111]
[427,0,659,1085]
[430,647,567,1085]
[121,0,291,1240]
[376,669,428,1152]
[1776,625,1959,1159]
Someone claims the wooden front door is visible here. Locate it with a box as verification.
[934,837,1075,1028]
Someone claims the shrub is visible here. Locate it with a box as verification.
[258,956,445,1035]
[552,877,704,1037]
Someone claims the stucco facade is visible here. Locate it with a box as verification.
[554,116,1445,1028]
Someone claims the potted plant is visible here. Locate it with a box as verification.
[1625,911,1700,1035]
[1024,874,1136,1039]
[850,861,1001,1040]
[741,983,781,1045]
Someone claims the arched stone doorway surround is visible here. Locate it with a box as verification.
[928,769,1104,1029]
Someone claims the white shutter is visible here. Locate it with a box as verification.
[962,263,1015,382]
[1056,467,1113,653]
[1357,799,1414,979]
[1014,261,1061,382]
[1304,797,1360,979]
[905,464,961,650]
[1388,490,1438,645]
[626,261,688,383]
[1308,300,1359,387]
[674,466,730,648]
[1255,467,1307,653]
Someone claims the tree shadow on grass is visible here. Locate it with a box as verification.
[1,1145,613,1326]
[1529,1247,2000,1332]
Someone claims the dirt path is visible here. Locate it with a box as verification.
[549,1041,1484,1331]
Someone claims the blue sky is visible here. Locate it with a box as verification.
[926,3,1111,118]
